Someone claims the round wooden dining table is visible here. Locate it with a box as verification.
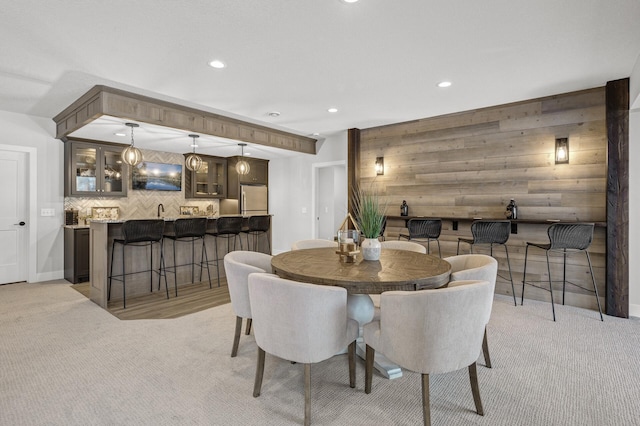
[271,247,452,379]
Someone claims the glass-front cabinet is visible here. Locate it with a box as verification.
[185,155,227,199]
[64,140,128,197]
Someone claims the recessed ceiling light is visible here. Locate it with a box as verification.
[268,111,280,117]
[114,132,126,137]
[437,81,452,88]
[328,107,338,113]
[312,132,320,136]
[341,0,359,3]
[208,60,226,69]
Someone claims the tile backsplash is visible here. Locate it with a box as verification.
[64,149,219,220]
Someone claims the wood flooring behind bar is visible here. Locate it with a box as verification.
[72,280,230,320]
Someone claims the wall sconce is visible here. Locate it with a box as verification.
[375,157,384,175]
[555,138,569,164]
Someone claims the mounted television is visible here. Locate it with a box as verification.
[132,162,182,191]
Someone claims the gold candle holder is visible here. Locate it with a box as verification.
[336,230,360,263]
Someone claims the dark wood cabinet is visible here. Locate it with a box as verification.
[226,157,269,199]
[184,154,227,199]
[64,140,129,197]
[64,227,90,283]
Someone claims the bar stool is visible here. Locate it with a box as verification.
[241,215,271,254]
[163,217,212,295]
[521,223,603,322]
[108,219,167,309]
[398,218,442,257]
[206,216,244,284]
[457,220,516,306]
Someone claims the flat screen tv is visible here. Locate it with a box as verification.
[132,162,182,191]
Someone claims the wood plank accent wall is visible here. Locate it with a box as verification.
[357,87,613,315]
[53,85,317,155]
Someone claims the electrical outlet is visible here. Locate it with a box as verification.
[41,208,55,217]
[301,207,307,214]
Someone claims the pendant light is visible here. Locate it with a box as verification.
[121,123,143,166]
[235,143,250,175]
[185,134,203,171]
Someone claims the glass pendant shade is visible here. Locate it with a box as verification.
[236,143,250,175]
[121,123,143,166]
[185,134,203,171]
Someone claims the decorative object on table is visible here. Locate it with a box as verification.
[185,134,204,172]
[121,122,143,167]
[91,207,120,220]
[235,143,250,175]
[505,198,518,219]
[132,162,182,191]
[352,185,387,261]
[400,200,409,216]
[180,205,200,216]
[336,230,360,263]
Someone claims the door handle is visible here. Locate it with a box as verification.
[14,221,26,226]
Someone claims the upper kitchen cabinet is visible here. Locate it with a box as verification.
[226,156,269,199]
[64,140,128,197]
[184,154,227,199]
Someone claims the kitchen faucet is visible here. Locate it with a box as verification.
[157,203,164,218]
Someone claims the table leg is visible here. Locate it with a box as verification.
[346,294,402,380]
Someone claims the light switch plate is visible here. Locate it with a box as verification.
[41,208,55,217]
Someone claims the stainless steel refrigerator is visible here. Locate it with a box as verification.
[240,184,268,215]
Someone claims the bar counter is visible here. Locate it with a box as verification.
[89,216,271,308]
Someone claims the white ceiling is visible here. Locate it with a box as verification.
[1,0,639,159]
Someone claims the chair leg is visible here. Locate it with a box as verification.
[436,240,441,258]
[456,240,461,255]
[468,362,484,416]
[521,245,529,305]
[231,316,242,357]
[304,363,311,426]
[562,249,567,305]
[421,373,431,426]
[365,344,375,394]
[348,341,356,388]
[201,237,212,288]
[160,239,169,299]
[546,251,557,321]
[245,318,252,335]
[503,244,517,306]
[214,236,221,286]
[253,347,265,397]
[122,242,126,309]
[586,251,604,321]
[108,240,116,301]
[172,239,178,297]
[482,327,492,368]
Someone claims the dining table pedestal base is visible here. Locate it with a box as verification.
[347,294,403,380]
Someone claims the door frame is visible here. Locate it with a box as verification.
[0,144,37,283]
[311,160,347,239]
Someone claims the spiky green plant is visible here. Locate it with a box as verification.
[352,186,388,239]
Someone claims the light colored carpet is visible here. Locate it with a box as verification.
[1,281,639,425]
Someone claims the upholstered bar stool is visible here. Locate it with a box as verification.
[108,219,167,309]
[457,220,516,306]
[398,218,442,257]
[206,216,244,285]
[521,222,603,322]
[242,215,271,254]
[163,217,212,296]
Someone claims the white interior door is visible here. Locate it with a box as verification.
[0,150,27,284]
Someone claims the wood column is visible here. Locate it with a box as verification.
[347,128,361,216]
[606,78,629,318]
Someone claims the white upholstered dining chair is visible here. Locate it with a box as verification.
[291,239,338,250]
[380,240,427,253]
[223,250,273,357]
[248,272,359,426]
[364,280,493,426]
[444,254,498,367]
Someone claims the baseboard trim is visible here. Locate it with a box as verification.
[629,302,640,319]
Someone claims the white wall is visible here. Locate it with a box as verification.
[269,131,348,254]
[0,110,64,282]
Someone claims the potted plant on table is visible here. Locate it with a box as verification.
[352,186,387,261]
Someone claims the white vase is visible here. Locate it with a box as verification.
[361,237,381,261]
